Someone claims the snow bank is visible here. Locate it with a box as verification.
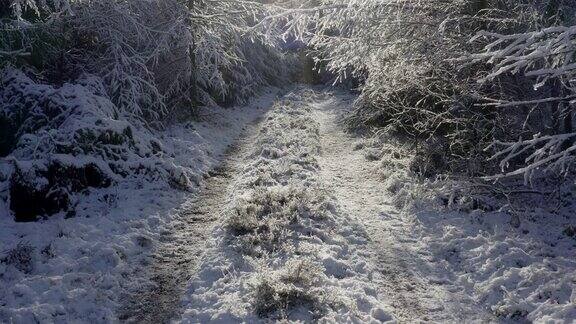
[0,75,280,322]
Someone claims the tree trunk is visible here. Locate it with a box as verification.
[187,0,198,111]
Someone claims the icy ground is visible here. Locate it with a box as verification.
[1,87,576,323]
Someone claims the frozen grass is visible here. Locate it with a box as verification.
[227,184,330,256]
[252,258,327,319]
[1,242,34,274]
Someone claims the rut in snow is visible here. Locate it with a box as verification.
[119,116,266,323]
[313,93,493,322]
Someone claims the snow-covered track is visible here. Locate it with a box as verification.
[119,118,266,323]
[176,88,393,322]
[313,93,494,323]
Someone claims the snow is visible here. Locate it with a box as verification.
[313,91,491,322]
[179,87,394,323]
[0,88,280,323]
[353,113,576,322]
[312,88,576,323]
[417,206,576,322]
[1,85,575,323]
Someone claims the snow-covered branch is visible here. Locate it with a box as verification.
[485,132,576,182]
[471,26,576,87]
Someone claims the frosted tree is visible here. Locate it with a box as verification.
[0,0,293,218]
[261,0,541,175]
[1,0,290,119]
[472,22,576,181]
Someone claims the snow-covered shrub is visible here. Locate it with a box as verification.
[228,184,329,256]
[0,69,117,219]
[0,67,198,220]
[253,259,326,319]
[0,0,295,220]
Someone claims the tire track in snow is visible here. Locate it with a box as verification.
[119,116,266,323]
[314,92,494,323]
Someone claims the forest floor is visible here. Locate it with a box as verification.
[1,86,575,323]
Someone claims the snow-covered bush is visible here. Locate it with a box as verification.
[253,259,326,318]
[0,0,294,220]
[0,68,204,220]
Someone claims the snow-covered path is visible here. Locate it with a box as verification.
[314,95,493,322]
[177,89,393,322]
[122,87,497,323]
